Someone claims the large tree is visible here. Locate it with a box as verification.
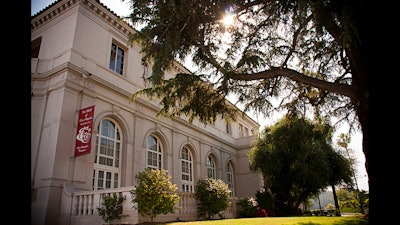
[126,0,371,183]
[248,114,353,216]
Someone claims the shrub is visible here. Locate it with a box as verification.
[255,206,268,217]
[130,168,179,223]
[237,197,268,218]
[237,197,257,218]
[97,193,127,224]
[195,178,231,219]
[255,190,275,211]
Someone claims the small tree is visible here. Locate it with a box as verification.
[130,168,179,223]
[195,178,231,219]
[97,193,127,224]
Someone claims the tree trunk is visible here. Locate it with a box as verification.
[347,41,370,183]
[331,184,341,216]
[317,195,322,216]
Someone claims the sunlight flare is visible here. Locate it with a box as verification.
[222,14,234,27]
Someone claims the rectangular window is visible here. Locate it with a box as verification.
[31,37,42,58]
[109,42,125,75]
[239,124,244,138]
[226,121,232,134]
[93,169,120,190]
[244,127,249,137]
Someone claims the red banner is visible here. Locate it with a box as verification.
[74,105,95,157]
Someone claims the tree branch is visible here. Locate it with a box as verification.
[229,67,356,101]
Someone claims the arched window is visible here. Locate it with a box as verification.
[181,146,194,192]
[93,118,122,190]
[226,161,235,196]
[146,134,162,169]
[206,155,216,179]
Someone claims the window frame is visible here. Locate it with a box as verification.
[92,118,122,190]
[146,134,163,170]
[226,161,235,197]
[206,155,216,179]
[181,146,194,192]
[109,41,126,76]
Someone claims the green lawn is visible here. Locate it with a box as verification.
[159,216,368,225]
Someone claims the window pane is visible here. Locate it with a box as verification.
[116,47,124,75]
[105,172,111,188]
[98,171,104,189]
[182,161,188,173]
[207,168,213,178]
[108,121,115,138]
[99,156,105,165]
[148,136,156,150]
[109,44,116,70]
[107,140,114,156]
[100,138,106,154]
[114,173,118,188]
[106,158,113,166]
[182,148,188,160]
[116,130,120,140]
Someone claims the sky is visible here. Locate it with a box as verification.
[31,0,369,192]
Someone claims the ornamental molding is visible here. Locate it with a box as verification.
[31,0,134,38]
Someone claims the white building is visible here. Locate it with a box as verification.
[31,0,262,224]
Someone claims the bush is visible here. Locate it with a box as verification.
[195,178,231,219]
[237,197,268,218]
[255,190,275,211]
[237,197,257,218]
[254,206,268,217]
[130,168,179,223]
[255,190,276,216]
[97,193,127,224]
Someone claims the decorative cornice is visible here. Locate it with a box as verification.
[31,0,134,38]
[31,0,78,30]
[81,0,134,37]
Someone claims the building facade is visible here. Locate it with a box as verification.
[31,0,262,224]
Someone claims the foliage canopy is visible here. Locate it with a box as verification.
[248,114,353,215]
[125,0,371,185]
